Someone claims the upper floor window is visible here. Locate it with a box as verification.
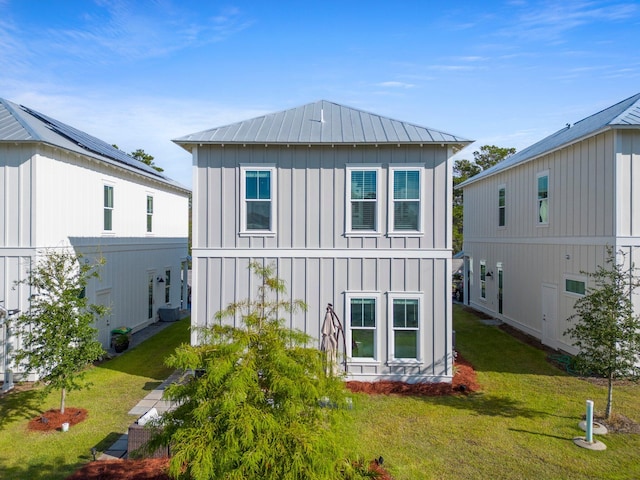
[537,172,549,225]
[240,166,276,236]
[498,186,506,227]
[346,166,381,234]
[389,167,422,234]
[388,294,422,361]
[347,296,378,360]
[146,195,153,233]
[104,185,114,231]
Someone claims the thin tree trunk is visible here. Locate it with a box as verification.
[60,388,66,414]
[605,372,613,419]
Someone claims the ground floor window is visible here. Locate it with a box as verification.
[346,294,378,360]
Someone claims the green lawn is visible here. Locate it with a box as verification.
[337,305,640,480]
[0,318,190,480]
[1,307,639,480]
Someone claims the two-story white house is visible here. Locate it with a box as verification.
[459,93,640,353]
[0,98,190,375]
[174,100,471,383]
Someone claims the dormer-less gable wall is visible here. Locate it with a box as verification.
[194,143,451,251]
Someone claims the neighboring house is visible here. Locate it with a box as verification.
[174,100,471,383]
[0,98,190,378]
[459,93,640,353]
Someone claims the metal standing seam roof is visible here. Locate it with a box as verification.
[173,100,472,147]
[0,98,188,192]
[459,92,640,188]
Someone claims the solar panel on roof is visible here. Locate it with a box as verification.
[20,105,166,179]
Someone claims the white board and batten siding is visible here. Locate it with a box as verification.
[192,143,455,383]
[463,125,640,353]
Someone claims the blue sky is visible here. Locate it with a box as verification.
[1,0,639,188]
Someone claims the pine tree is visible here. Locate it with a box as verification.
[565,247,640,418]
[13,250,107,413]
[151,262,359,480]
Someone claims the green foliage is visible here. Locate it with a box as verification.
[153,262,355,480]
[130,148,164,172]
[452,145,515,252]
[13,250,107,413]
[565,247,640,418]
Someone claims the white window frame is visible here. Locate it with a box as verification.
[480,260,487,300]
[345,292,380,363]
[146,194,154,233]
[387,292,423,365]
[564,274,587,297]
[536,171,549,226]
[388,165,424,237]
[240,165,277,237]
[345,165,382,236]
[103,183,114,233]
[498,184,506,228]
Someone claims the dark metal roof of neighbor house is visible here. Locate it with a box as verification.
[173,100,472,147]
[460,92,640,188]
[0,98,188,191]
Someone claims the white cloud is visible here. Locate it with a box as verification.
[374,81,415,89]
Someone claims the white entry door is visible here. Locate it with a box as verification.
[541,284,558,349]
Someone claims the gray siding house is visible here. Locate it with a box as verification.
[459,93,640,353]
[174,100,471,383]
[0,98,190,383]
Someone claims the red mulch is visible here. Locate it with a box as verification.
[66,458,171,480]
[27,408,88,432]
[346,355,479,396]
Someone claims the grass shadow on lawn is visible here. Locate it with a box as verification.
[428,391,549,420]
[0,387,43,431]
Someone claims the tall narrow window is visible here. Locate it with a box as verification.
[165,269,171,303]
[390,168,421,233]
[391,298,419,359]
[498,186,506,227]
[148,276,154,319]
[350,170,377,230]
[104,185,114,231]
[480,261,487,300]
[241,167,276,235]
[349,298,376,359]
[537,172,549,224]
[146,195,153,233]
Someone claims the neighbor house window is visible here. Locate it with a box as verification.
[389,167,422,234]
[104,185,114,231]
[347,296,378,360]
[388,294,421,361]
[498,186,506,227]
[480,261,487,300]
[146,195,153,233]
[347,167,380,234]
[165,269,171,303]
[565,276,586,296]
[240,166,276,235]
[537,172,549,224]
[148,276,154,319]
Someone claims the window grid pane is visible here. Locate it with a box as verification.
[350,170,377,230]
[498,188,506,227]
[394,331,417,359]
[350,298,376,359]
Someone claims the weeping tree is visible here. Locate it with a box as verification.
[565,247,640,419]
[13,250,107,413]
[149,262,364,480]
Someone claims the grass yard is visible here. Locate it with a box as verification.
[0,317,190,480]
[337,305,640,480]
[1,307,639,480]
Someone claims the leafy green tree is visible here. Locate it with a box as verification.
[453,145,515,252]
[13,250,107,413]
[565,247,640,419]
[112,145,164,172]
[150,262,357,480]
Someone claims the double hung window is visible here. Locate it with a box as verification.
[348,169,379,232]
[146,195,153,233]
[240,166,276,235]
[389,168,421,233]
[348,297,377,359]
[498,186,506,227]
[104,185,114,231]
[480,261,487,300]
[389,295,421,360]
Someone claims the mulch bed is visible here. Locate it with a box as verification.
[346,355,479,396]
[27,408,88,432]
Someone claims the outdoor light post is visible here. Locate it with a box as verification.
[0,305,20,394]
